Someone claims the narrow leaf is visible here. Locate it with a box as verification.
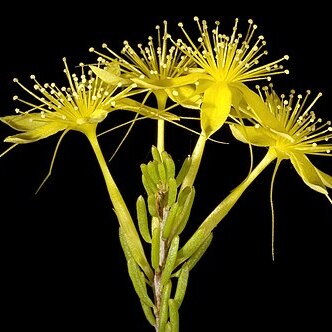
[161,236,180,286]
[136,195,152,243]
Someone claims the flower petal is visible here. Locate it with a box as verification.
[0,114,51,131]
[115,98,180,121]
[166,85,202,109]
[317,168,332,189]
[4,122,67,144]
[229,124,276,146]
[289,152,328,195]
[90,65,131,85]
[239,85,286,133]
[131,72,211,90]
[201,83,232,137]
[229,83,246,113]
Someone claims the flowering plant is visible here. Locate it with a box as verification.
[1,16,331,331]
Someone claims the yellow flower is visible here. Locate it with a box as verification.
[229,84,331,259]
[230,84,332,201]
[175,17,290,137]
[89,20,203,110]
[0,57,169,145]
[0,58,160,276]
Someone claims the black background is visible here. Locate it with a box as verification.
[1,3,331,331]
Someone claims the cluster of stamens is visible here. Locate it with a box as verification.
[175,17,289,83]
[255,84,332,155]
[89,21,193,82]
[10,59,136,124]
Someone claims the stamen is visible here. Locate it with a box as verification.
[176,17,289,83]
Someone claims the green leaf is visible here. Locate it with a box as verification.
[127,258,155,308]
[168,299,179,332]
[162,203,179,240]
[174,264,189,308]
[167,178,178,207]
[119,227,133,261]
[151,218,161,270]
[159,280,172,332]
[147,160,160,185]
[140,299,156,327]
[148,194,158,218]
[161,236,180,286]
[173,187,195,236]
[163,153,176,180]
[136,195,152,243]
[176,229,206,264]
[151,145,162,162]
[175,156,192,187]
[186,233,213,271]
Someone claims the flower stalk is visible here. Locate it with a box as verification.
[86,128,153,280]
[200,148,277,235]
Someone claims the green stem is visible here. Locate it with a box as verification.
[85,128,153,280]
[181,132,207,190]
[176,148,277,267]
[154,90,168,153]
[200,148,277,235]
[157,119,165,152]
